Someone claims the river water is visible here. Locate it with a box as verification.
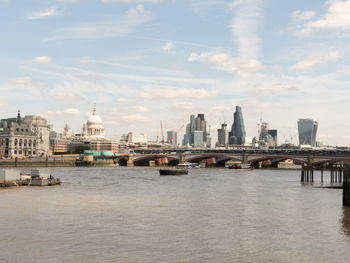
[0,167,349,263]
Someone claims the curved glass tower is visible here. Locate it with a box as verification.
[229,106,246,145]
[297,119,318,147]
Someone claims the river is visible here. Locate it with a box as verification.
[0,167,349,262]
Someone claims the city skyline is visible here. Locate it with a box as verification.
[1,0,350,146]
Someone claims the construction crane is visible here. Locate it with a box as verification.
[160,120,164,144]
[169,123,185,145]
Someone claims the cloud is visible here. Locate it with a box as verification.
[45,108,81,117]
[119,97,128,102]
[27,7,58,20]
[49,4,150,40]
[102,0,161,3]
[294,0,350,36]
[188,52,265,73]
[290,51,340,71]
[3,77,46,90]
[121,113,150,122]
[230,0,263,59]
[163,42,175,51]
[172,102,195,110]
[80,57,92,64]
[290,10,316,21]
[139,86,217,99]
[131,105,150,112]
[32,56,52,63]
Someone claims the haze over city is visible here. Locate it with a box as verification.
[1,0,350,145]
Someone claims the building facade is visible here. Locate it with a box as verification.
[217,123,228,147]
[182,113,211,147]
[298,119,318,147]
[167,131,177,145]
[0,111,50,158]
[229,106,246,145]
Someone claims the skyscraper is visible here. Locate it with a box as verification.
[182,113,210,147]
[217,123,228,147]
[229,106,246,145]
[297,119,318,146]
[167,131,177,145]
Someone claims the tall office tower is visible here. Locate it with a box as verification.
[297,119,318,146]
[167,131,177,145]
[259,122,269,141]
[267,129,278,147]
[217,123,228,147]
[229,106,246,145]
[182,113,210,147]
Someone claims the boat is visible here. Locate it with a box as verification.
[159,169,188,176]
[227,163,252,169]
[177,162,200,169]
[24,169,61,186]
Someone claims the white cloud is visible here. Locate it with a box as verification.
[119,97,128,102]
[290,51,340,71]
[49,4,150,40]
[163,42,175,51]
[172,102,195,110]
[139,86,217,99]
[46,108,81,116]
[230,0,263,59]
[27,7,57,20]
[32,56,52,63]
[121,113,150,122]
[295,0,350,36]
[80,57,92,64]
[102,0,161,3]
[188,52,265,73]
[131,105,150,112]
[290,10,316,21]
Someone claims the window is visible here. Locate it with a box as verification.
[16,128,19,132]
[26,129,28,132]
[19,150,22,154]
[28,151,31,155]
[14,150,17,154]
[21,129,24,132]
[33,151,36,154]
[19,139,22,146]
[5,138,9,146]
[14,139,18,146]
[33,140,36,147]
[24,139,27,147]
[29,140,32,146]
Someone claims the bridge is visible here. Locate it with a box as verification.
[111,148,350,167]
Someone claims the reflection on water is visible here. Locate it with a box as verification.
[342,207,350,239]
[1,167,350,263]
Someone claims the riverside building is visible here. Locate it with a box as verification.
[0,111,52,158]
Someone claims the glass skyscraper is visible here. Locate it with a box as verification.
[297,119,318,146]
[229,106,246,145]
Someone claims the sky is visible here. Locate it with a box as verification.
[1,0,350,146]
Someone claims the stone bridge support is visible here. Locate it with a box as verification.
[127,155,134,167]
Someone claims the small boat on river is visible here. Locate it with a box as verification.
[159,169,188,176]
[177,162,200,169]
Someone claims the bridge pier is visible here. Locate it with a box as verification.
[301,165,314,183]
[127,155,134,167]
[343,164,350,206]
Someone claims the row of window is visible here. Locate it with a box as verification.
[16,128,29,132]
[14,139,36,147]
[1,138,36,147]
[14,150,36,155]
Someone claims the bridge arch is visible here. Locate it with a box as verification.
[133,154,180,166]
